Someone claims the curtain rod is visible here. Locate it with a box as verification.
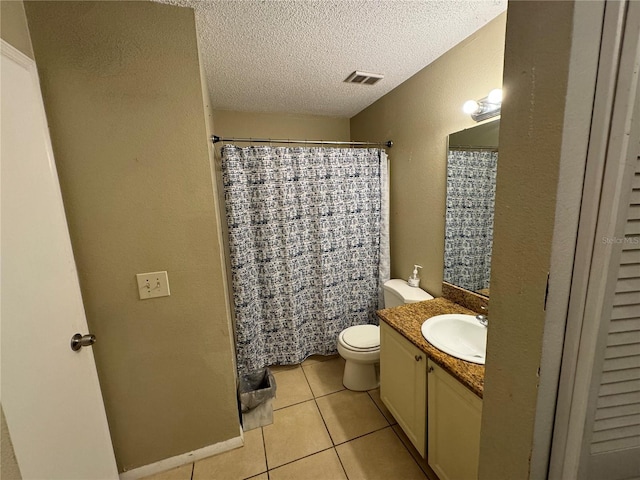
[448,145,498,151]
[211,135,393,149]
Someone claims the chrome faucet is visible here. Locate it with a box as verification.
[476,314,488,327]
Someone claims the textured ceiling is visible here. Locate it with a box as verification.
[155,0,507,117]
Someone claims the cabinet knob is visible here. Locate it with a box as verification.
[415,355,422,362]
[428,366,434,373]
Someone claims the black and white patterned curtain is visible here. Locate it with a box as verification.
[222,145,389,374]
[444,149,498,292]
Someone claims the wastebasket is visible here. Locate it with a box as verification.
[238,368,277,431]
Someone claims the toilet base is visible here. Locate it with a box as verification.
[342,360,379,391]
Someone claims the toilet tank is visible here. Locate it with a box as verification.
[383,279,433,308]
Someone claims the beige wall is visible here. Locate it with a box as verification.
[1,405,22,480]
[24,1,239,471]
[479,2,577,479]
[211,110,350,143]
[350,14,506,296]
[0,0,34,59]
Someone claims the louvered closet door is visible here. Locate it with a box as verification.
[578,2,640,477]
[591,156,640,459]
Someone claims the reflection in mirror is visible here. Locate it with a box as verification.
[444,120,499,297]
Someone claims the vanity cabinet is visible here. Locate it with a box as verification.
[379,321,427,457]
[427,359,483,480]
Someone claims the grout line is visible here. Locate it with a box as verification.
[265,365,336,474]
[190,462,194,480]
[334,445,350,480]
[299,360,317,397]
[267,446,336,473]
[265,358,358,477]
[309,386,346,400]
[272,365,316,411]
[254,428,407,479]
[298,360,314,395]
[313,390,391,446]
[272,397,316,414]
[301,359,392,448]
[332,424,392,447]
[300,366,346,398]
[389,425,432,479]
[317,397,338,446]
[273,397,314,412]
[301,366,336,447]
[260,426,269,473]
[233,358,431,480]
[366,390,392,426]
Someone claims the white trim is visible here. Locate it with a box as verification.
[529,2,605,478]
[119,429,244,480]
[1,38,34,70]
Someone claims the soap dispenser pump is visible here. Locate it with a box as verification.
[408,265,422,287]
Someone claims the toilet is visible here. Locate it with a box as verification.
[337,279,434,391]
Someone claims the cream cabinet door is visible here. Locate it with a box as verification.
[379,322,427,457]
[428,359,483,480]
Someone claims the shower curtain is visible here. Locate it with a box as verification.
[222,145,389,374]
[444,149,498,292]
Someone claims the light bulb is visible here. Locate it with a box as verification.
[463,100,479,115]
[488,88,502,104]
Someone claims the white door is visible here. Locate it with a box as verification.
[1,40,119,479]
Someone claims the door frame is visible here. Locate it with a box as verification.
[548,1,640,478]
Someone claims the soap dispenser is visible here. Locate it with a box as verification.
[408,265,422,287]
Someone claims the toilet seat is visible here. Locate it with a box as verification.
[339,325,380,352]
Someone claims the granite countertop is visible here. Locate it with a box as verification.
[376,298,485,398]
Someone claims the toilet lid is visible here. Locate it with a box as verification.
[342,325,380,350]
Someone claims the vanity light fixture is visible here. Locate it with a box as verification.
[463,88,502,122]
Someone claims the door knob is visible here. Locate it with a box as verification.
[70,333,96,351]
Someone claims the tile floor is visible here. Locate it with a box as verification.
[143,355,437,480]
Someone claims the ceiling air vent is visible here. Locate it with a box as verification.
[345,71,384,85]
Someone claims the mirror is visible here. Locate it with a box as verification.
[444,120,499,297]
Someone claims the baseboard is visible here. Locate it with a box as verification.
[119,428,244,480]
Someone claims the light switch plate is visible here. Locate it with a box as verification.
[136,271,170,300]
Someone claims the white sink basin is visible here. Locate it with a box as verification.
[421,314,487,364]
